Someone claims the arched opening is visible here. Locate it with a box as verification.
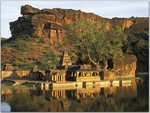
[79,72,82,76]
[107,59,114,70]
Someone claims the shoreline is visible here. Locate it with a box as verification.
[1,77,142,91]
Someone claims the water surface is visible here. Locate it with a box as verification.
[1,79,149,112]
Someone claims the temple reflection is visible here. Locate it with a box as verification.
[2,80,141,112]
[44,80,137,101]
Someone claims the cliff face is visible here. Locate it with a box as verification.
[10,5,104,44]
[9,5,148,44]
[2,5,149,73]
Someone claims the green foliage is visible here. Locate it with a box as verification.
[127,33,138,43]
[22,35,31,40]
[3,36,30,52]
[43,52,58,65]
[13,61,34,70]
[1,64,5,71]
[32,33,41,38]
[64,20,127,67]
[144,40,149,47]
[37,60,50,70]
[39,38,45,44]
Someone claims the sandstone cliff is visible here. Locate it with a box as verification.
[9,5,148,44]
[10,5,104,44]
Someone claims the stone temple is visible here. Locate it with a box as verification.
[60,50,72,67]
[45,51,102,83]
[2,50,137,84]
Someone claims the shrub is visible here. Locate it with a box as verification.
[1,64,5,71]
[32,33,41,38]
[43,52,58,64]
[39,38,45,44]
[127,34,138,43]
[37,60,50,70]
[13,61,34,70]
[43,52,55,60]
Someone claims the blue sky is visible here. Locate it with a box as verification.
[1,0,148,38]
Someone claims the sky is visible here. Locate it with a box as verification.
[1,0,148,38]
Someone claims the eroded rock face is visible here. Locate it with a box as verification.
[21,5,40,15]
[105,54,137,79]
[10,5,104,44]
[113,54,137,76]
[10,5,148,44]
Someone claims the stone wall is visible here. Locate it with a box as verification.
[75,76,100,82]
[1,70,31,79]
[1,71,13,79]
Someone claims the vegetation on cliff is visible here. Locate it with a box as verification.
[64,20,127,69]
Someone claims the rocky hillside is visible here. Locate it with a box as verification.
[1,5,149,72]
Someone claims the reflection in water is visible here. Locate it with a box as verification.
[1,80,149,112]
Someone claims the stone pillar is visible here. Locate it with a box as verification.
[41,83,44,90]
[52,75,53,81]
[55,75,57,82]
[45,83,49,90]
[89,72,91,76]
[82,72,84,76]
[83,93,85,98]
[62,75,64,81]
[74,73,76,77]
[61,75,63,81]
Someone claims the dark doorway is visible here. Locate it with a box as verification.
[107,59,114,70]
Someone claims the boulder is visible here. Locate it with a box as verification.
[113,54,137,76]
[105,54,137,79]
[21,5,40,15]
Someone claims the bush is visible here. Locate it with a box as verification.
[43,52,58,65]
[127,34,138,43]
[13,61,34,70]
[22,35,31,40]
[1,64,5,71]
[39,38,45,44]
[32,33,41,38]
[37,60,50,70]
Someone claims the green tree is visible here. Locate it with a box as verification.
[64,20,127,70]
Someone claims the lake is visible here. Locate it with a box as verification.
[1,79,149,112]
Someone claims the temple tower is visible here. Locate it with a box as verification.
[60,50,72,67]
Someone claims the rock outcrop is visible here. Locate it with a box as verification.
[10,5,148,44]
[10,5,104,44]
[105,54,137,79]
